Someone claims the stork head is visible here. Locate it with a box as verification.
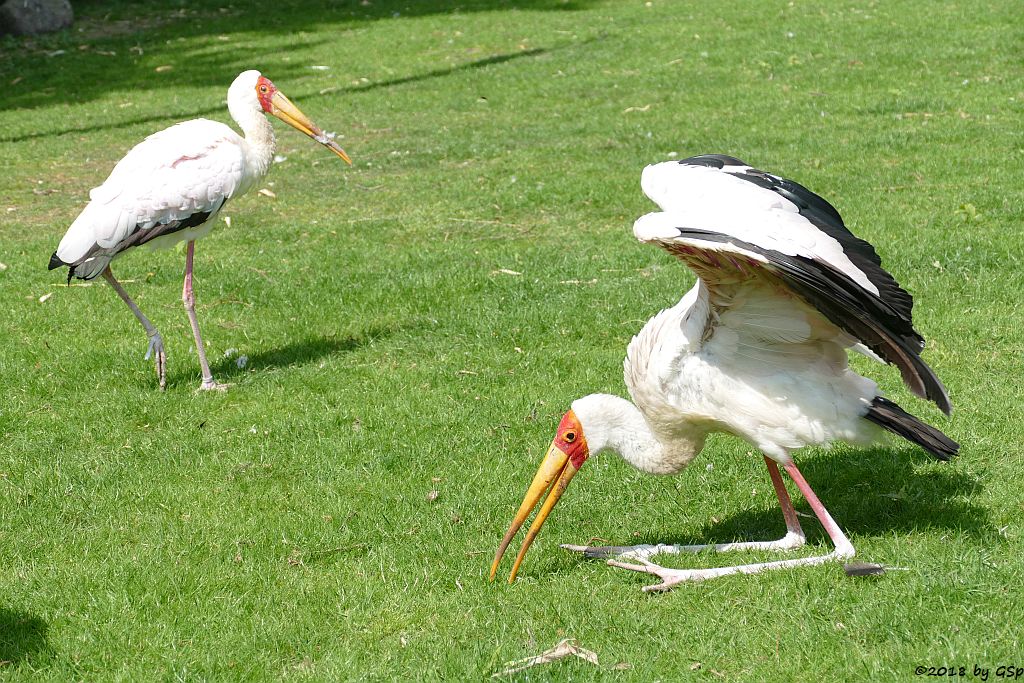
[489,407,592,584]
[229,69,351,164]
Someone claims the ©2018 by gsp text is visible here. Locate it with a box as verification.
[915,665,1024,680]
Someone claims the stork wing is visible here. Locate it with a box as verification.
[53,119,246,279]
[634,156,951,414]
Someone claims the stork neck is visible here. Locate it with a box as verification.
[234,107,276,181]
[573,394,706,475]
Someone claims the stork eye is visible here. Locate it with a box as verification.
[258,84,268,93]
[564,430,576,443]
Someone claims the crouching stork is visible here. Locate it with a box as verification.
[491,155,957,591]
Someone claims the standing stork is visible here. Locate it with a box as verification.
[490,155,958,591]
[49,70,351,391]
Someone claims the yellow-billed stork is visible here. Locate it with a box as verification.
[491,154,958,591]
[49,70,351,391]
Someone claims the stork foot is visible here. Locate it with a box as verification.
[560,459,856,592]
[605,548,851,593]
[562,543,663,561]
[196,379,230,392]
[561,531,806,562]
[144,331,167,392]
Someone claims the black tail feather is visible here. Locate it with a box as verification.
[864,396,959,461]
[49,251,75,284]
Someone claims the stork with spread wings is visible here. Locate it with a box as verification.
[491,155,957,591]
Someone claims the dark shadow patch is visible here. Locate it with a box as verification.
[347,47,551,95]
[2,45,561,142]
[631,447,989,548]
[181,325,400,386]
[0,0,598,119]
[0,608,52,668]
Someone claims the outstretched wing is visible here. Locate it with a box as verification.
[51,118,247,280]
[634,155,951,414]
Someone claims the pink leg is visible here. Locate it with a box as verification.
[183,241,227,391]
[765,456,804,539]
[604,457,855,592]
[564,455,806,561]
[103,266,166,390]
[783,461,855,557]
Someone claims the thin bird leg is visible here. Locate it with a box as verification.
[783,460,855,557]
[102,266,166,391]
[602,458,855,592]
[182,241,227,392]
[562,456,806,562]
[765,456,806,544]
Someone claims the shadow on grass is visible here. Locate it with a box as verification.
[627,446,989,547]
[2,46,556,142]
[176,325,397,386]
[0,608,51,668]
[0,0,598,119]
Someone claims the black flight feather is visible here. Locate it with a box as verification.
[656,228,952,415]
[48,207,217,282]
[678,155,917,326]
[864,396,958,461]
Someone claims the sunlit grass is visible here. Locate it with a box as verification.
[1,0,1021,679]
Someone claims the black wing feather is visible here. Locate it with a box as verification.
[678,154,748,170]
[659,228,951,415]
[119,209,213,251]
[677,155,917,326]
[48,207,218,281]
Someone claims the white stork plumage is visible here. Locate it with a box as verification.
[49,70,351,391]
[491,154,958,591]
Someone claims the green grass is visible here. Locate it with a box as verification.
[2,0,1022,679]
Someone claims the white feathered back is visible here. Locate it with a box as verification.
[54,119,249,277]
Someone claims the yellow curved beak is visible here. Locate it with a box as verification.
[269,90,352,164]
[489,440,581,583]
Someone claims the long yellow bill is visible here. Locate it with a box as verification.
[269,90,352,164]
[489,441,581,583]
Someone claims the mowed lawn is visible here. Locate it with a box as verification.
[1,0,1022,679]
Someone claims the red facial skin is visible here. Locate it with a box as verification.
[255,76,277,113]
[554,409,590,470]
